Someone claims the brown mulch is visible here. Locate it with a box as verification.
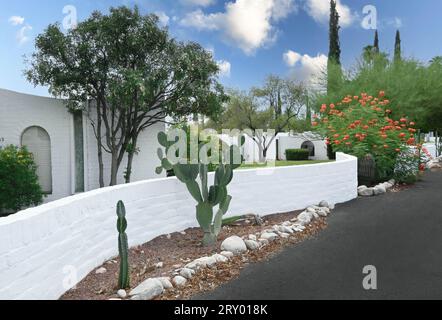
[61,210,327,300]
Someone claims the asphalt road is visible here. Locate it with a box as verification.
[196,171,442,300]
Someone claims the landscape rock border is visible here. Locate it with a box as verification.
[358,179,395,197]
[127,201,335,301]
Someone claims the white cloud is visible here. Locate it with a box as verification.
[180,0,297,55]
[180,0,216,7]
[283,50,302,67]
[217,60,231,77]
[17,25,32,45]
[8,16,25,26]
[180,9,222,30]
[155,11,170,26]
[284,50,327,85]
[305,0,354,27]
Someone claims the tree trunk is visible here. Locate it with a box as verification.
[96,102,105,188]
[125,136,138,184]
[110,152,119,186]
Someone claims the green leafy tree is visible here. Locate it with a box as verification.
[0,145,43,214]
[215,77,307,162]
[26,6,226,186]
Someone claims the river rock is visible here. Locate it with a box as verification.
[130,278,164,300]
[260,232,278,242]
[173,276,187,287]
[221,236,248,255]
[244,240,260,251]
[179,268,195,280]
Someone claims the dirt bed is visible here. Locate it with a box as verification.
[61,210,327,300]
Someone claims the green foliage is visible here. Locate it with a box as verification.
[318,53,442,133]
[393,148,420,184]
[285,149,310,161]
[116,201,130,289]
[315,92,418,181]
[26,5,227,185]
[156,131,242,246]
[0,145,43,214]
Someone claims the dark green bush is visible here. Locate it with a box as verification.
[0,145,43,215]
[285,149,310,161]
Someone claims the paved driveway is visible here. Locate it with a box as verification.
[196,172,442,300]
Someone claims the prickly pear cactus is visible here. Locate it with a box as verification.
[116,201,130,289]
[156,131,243,246]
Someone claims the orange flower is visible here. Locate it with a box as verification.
[379,91,385,97]
[330,103,336,109]
[384,144,389,149]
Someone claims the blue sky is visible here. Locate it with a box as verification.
[1,0,442,97]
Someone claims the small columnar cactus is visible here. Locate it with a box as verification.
[156,131,243,246]
[116,201,130,289]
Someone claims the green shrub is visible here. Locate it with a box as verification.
[0,145,43,215]
[286,149,310,161]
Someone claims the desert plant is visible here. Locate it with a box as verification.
[314,92,419,180]
[285,149,310,161]
[156,131,242,246]
[0,145,43,215]
[116,201,130,289]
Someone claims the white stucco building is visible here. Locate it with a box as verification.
[219,131,328,163]
[0,88,164,202]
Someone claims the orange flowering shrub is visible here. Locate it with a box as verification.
[314,91,419,180]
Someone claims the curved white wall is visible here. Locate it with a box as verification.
[0,153,357,300]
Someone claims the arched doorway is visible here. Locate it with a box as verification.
[21,126,52,194]
[301,141,315,157]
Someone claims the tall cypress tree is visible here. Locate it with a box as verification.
[326,0,340,160]
[373,30,379,53]
[328,0,341,66]
[327,0,342,96]
[394,30,402,63]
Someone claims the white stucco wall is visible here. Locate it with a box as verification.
[0,153,357,300]
[0,89,74,202]
[0,89,164,202]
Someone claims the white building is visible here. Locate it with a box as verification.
[219,131,328,163]
[0,88,164,202]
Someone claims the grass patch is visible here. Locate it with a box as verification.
[239,160,332,169]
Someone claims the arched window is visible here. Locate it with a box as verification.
[301,141,315,157]
[21,126,52,194]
